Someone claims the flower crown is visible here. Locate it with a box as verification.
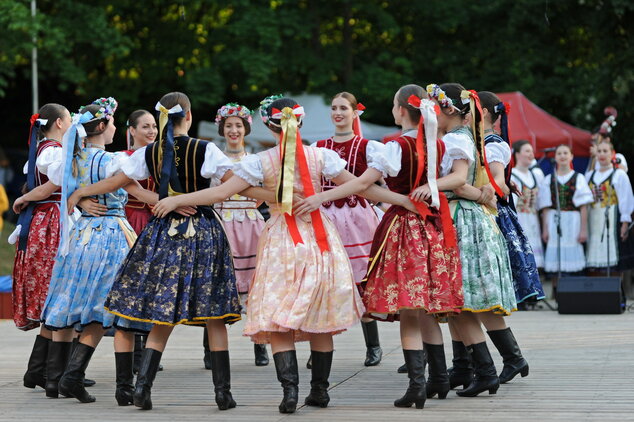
[79,97,118,121]
[259,94,284,124]
[426,84,455,109]
[215,103,253,125]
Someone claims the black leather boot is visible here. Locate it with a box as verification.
[397,363,407,373]
[361,321,382,366]
[254,344,269,366]
[133,348,162,410]
[72,337,95,387]
[394,349,426,409]
[203,330,212,370]
[304,351,333,408]
[487,328,529,384]
[448,340,473,389]
[273,350,299,414]
[456,342,500,397]
[45,341,72,398]
[59,342,96,403]
[423,343,450,399]
[115,352,134,406]
[133,334,143,374]
[210,350,237,410]
[24,335,50,389]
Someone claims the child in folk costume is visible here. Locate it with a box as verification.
[312,92,383,367]
[10,105,105,395]
[585,139,633,268]
[212,103,269,367]
[537,144,593,273]
[419,84,515,397]
[297,85,464,409]
[153,97,407,413]
[511,140,545,268]
[40,98,154,404]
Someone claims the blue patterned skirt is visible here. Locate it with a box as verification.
[496,202,545,303]
[41,215,150,333]
[105,209,241,326]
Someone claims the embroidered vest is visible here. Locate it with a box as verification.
[385,135,445,195]
[551,172,579,211]
[36,139,62,202]
[588,170,618,208]
[512,169,538,214]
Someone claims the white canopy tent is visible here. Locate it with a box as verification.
[197,93,398,151]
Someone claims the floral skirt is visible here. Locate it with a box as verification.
[105,210,241,326]
[41,215,149,332]
[496,202,545,303]
[363,206,463,320]
[243,212,364,344]
[12,203,60,331]
[125,206,152,235]
[451,200,517,315]
[322,203,380,284]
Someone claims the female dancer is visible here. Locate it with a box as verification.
[511,140,545,268]
[418,83,515,397]
[40,98,154,404]
[585,139,633,268]
[11,104,98,394]
[296,85,464,408]
[313,92,382,367]
[537,144,593,274]
[212,103,268,367]
[152,97,415,413]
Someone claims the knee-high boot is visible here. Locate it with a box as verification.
[273,350,299,414]
[210,350,236,410]
[58,342,96,403]
[133,348,162,410]
[448,340,474,389]
[115,352,134,406]
[423,343,450,399]
[304,350,333,407]
[203,329,212,370]
[487,328,529,383]
[71,337,95,387]
[361,321,382,366]
[23,335,50,389]
[254,344,269,366]
[456,342,500,397]
[394,349,426,409]
[44,341,72,398]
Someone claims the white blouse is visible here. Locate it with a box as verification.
[537,170,594,210]
[485,141,511,167]
[233,147,347,187]
[440,131,475,177]
[44,149,129,187]
[121,142,233,181]
[585,168,634,222]
[511,167,545,208]
[22,144,63,185]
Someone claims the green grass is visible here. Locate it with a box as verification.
[0,221,15,276]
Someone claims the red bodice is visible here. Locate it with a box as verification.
[316,136,369,208]
[123,149,156,210]
[36,139,62,202]
[385,136,445,195]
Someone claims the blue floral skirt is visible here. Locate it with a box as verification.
[41,215,150,333]
[105,209,241,326]
[496,202,545,303]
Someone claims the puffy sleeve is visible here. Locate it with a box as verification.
[201,142,233,180]
[485,142,511,166]
[36,146,63,176]
[533,167,545,186]
[537,174,553,210]
[366,140,401,178]
[440,132,475,177]
[121,146,150,180]
[320,148,347,180]
[613,169,634,222]
[616,153,628,172]
[104,152,129,178]
[232,154,263,187]
[572,173,594,207]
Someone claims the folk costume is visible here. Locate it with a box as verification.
[537,169,593,273]
[585,167,634,268]
[122,148,155,235]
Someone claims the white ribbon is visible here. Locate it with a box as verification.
[36,118,48,126]
[154,102,184,114]
[271,106,305,120]
[419,99,440,209]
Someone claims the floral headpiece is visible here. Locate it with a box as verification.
[215,103,253,125]
[259,94,284,124]
[79,97,118,121]
[426,84,456,110]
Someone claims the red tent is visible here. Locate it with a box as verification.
[497,92,591,158]
[382,91,592,158]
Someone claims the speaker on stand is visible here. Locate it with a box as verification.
[557,276,624,314]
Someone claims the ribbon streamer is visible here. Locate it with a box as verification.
[494,101,513,188]
[352,103,365,138]
[154,102,185,200]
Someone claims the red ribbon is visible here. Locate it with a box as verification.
[357,103,366,111]
[469,90,504,197]
[438,192,457,248]
[28,113,40,146]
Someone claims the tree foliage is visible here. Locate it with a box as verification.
[1,0,633,156]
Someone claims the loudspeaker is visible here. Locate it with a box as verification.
[557,277,624,314]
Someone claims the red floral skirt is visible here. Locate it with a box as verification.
[362,206,463,320]
[125,206,152,235]
[12,203,60,330]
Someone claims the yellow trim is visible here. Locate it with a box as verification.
[105,307,242,326]
[362,214,399,281]
[192,139,199,193]
[461,305,517,317]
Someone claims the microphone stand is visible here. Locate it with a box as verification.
[600,204,611,277]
